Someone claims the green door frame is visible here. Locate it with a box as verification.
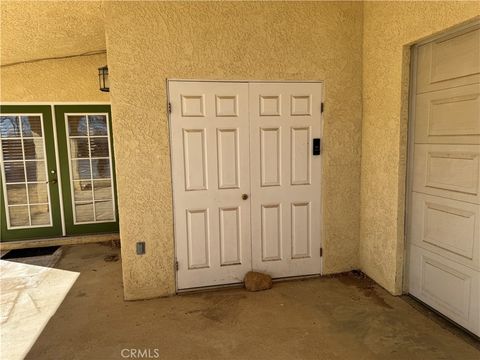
[0,105,63,241]
[55,105,119,235]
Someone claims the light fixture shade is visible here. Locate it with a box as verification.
[98,65,109,92]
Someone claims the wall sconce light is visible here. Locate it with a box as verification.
[98,65,109,92]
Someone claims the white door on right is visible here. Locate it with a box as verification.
[249,82,323,278]
[408,25,480,336]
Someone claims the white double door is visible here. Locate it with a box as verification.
[169,81,322,289]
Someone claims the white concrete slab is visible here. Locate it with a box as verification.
[0,260,79,360]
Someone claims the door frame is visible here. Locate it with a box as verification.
[166,80,325,292]
[0,102,114,242]
[403,20,480,293]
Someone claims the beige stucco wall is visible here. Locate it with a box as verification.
[0,54,109,102]
[104,1,364,299]
[360,2,480,295]
[0,1,106,65]
[0,0,107,102]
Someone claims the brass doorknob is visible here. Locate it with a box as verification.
[47,169,57,184]
[242,194,249,200]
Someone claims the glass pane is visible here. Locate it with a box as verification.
[88,115,107,136]
[73,180,93,201]
[4,161,25,183]
[75,202,94,223]
[30,204,50,225]
[1,139,23,160]
[26,161,46,182]
[6,184,27,205]
[67,113,115,224]
[71,159,91,180]
[92,159,110,179]
[93,180,112,200]
[28,183,49,204]
[95,200,114,221]
[23,138,44,160]
[0,116,20,138]
[90,137,109,158]
[70,138,90,158]
[68,116,88,136]
[8,206,29,227]
[21,116,42,137]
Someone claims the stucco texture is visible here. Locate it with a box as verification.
[360,2,480,295]
[0,0,108,102]
[0,54,109,102]
[104,1,364,299]
[0,0,106,65]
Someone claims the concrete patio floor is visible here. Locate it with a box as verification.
[25,243,479,360]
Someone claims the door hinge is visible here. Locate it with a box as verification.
[168,102,172,114]
[321,102,324,113]
[175,261,179,271]
[320,248,323,257]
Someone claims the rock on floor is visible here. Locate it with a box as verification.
[244,271,273,292]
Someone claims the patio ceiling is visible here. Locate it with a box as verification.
[0,1,105,66]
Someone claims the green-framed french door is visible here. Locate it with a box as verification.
[55,105,118,235]
[0,104,118,242]
[0,105,63,240]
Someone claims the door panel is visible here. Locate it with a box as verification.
[416,28,480,93]
[260,127,281,186]
[409,245,479,335]
[186,209,210,269]
[217,129,240,189]
[412,144,480,204]
[219,207,241,265]
[249,82,322,278]
[0,106,62,241]
[414,83,480,144]
[291,127,311,185]
[409,24,480,336]
[170,81,252,290]
[261,204,282,261]
[409,192,479,269]
[55,105,118,235]
[183,129,207,190]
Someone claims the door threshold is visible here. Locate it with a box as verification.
[177,282,244,295]
[0,233,120,251]
[177,273,322,294]
[272,273,321,283]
